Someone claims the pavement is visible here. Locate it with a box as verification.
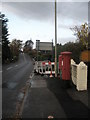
[22,74,66,119]
[22,73,90,119]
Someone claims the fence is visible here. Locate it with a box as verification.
[34,61,55,75]
[71,59,87,91]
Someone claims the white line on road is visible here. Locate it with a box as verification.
[15,65,18,67]
[23,53,26,62]
[7,67,13,70]
[0,71,2,73]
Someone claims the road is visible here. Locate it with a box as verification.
[2,53,34,118]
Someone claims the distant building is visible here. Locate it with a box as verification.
[36,40,54,61]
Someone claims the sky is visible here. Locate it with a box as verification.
[0,0,89,48]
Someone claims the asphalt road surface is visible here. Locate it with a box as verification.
[2,53,34,118]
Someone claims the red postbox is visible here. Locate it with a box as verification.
[59,55,62,79]
[59,55,62,70]
[61,52,72,80]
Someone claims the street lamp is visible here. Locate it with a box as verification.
[55,0,57,77]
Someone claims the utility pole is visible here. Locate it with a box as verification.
[36,40,39,62]
[51,39,53,61]
[55,0,57,77]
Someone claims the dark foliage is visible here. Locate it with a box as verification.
[0,12,11,63]
[53,42,85,64]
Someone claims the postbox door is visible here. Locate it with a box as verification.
[62,55,71,80]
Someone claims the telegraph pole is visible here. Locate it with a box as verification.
[55,0,57,77]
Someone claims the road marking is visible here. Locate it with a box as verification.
[23,53,26,62]
[7,67,13,70]
[15,65,18,67]
[0,71,2,73]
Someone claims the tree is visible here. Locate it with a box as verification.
[71,23,88,49]
[23,39,34,53]
[10,39,22,60]
[53,42,85,63]
[0,12,11,63]
[62,42,85,63]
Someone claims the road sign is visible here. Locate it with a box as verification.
[36,40,53,51]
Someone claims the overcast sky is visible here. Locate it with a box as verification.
[0,0,89,48]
